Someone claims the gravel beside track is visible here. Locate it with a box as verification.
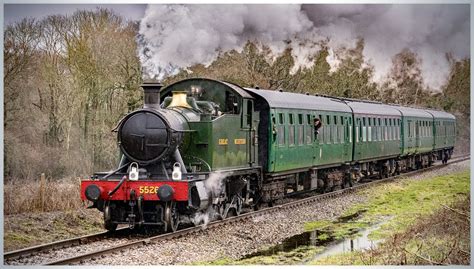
[6,159,469,265]
[88,160,470,265]
[5,237,132,265]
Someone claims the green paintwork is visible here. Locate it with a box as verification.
[162,79,456,177]
[182,99,258,172]
[401,116,435,156]
[268,108,352,173]
[353,115,401,161]
[433,119,456,150]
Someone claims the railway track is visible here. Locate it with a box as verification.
[5,155,469,265]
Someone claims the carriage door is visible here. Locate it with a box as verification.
[343,116,351,161]
[415,120,421,148]
[242,99,256,166]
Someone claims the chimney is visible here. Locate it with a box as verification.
[141,80,163,109]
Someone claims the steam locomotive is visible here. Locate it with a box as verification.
[81,78,456,232]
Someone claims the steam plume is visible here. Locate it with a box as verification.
[192,171,229,228]
[139,4,469,90]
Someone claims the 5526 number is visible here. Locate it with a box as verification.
[139,186,159,194]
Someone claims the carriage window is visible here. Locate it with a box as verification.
[349,124,352,143]
[374,124,378,141]
[380,126,383,141]
[277,113,285,146]
[289,126,295,146]
[327,122,332,144]
[297,114,304,145]
[306,125,312,145]
[362,125,367,142]
[288,114,295,146]
[298,124,304,145]
[368,125,372,141]
[341,123,345,143]
[320,118,325,144]
[356,120,360,143]
[387,124,392,141]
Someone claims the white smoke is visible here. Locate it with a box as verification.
[192,207,211,229]
[191,171,230,228]
[302,4,470,90]
[139,4,470,90]
[139,4,313,80]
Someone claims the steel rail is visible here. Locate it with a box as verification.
[3,227,132,261]
[45,155,469,265]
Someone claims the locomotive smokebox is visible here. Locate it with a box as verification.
[141,80,163,109]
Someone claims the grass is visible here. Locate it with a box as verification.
[308,169,470,265]
[197,168,470,265]
[192,245,325,265]
[4,177,84,214]
[4,208,104,252]
[311,195,470,265]
[304,170,470,243]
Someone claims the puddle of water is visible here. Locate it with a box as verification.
[241,229,334,259]
[241,213,389,262]
[311,221,384,262]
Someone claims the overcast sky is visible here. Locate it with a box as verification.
[4,4,146,25]
[4,3,470,90]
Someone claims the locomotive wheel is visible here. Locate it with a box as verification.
[212,203,225,220]
[223,195,242,218]
[104,205,118,232]
[164,202,179,233]
[342,178,352,189]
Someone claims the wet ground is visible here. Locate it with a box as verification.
[311,221,385,262]
[240,209,387,263]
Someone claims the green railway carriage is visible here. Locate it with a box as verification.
[426,110,456,151]
[345,101,402,162]
[425,109,456,161]
[392,106,434,156]
[245,88,353,174]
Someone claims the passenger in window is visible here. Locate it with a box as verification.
[314,118,322,135]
